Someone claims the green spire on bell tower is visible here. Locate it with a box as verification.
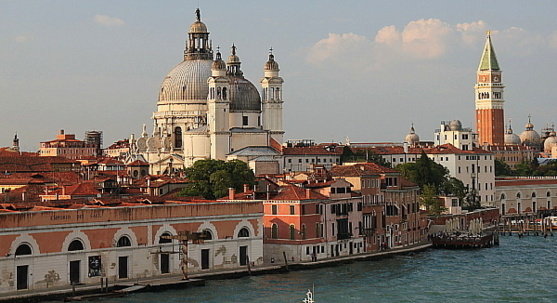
[478,31,500,71]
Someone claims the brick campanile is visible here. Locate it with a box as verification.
[475,31,505,146]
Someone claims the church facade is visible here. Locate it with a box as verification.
[130,10,284,174]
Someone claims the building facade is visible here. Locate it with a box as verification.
[0,200,263,293]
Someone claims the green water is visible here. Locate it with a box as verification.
[79,236,557,302]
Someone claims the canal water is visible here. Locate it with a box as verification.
[90,236,557,302]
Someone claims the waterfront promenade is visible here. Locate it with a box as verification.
[0,242,431,302]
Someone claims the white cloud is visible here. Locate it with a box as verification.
[14,35,32,43]
[400,19,452,59]
[94,14,125,27]
[306,33,372,66]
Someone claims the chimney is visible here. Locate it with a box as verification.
[305,188,311,199]
[243,184,249,193]
[403,142,409,153]
[60,129,65,135]
[21,191,25,202]
[228,188,235,200]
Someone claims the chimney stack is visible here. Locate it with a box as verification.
[228,188,236,200]
[305,188,311,199]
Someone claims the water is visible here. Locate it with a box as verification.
[80,236,557,302]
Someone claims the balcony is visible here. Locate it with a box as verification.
[337,232,352,240]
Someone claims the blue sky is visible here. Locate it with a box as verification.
[2,1,557,151]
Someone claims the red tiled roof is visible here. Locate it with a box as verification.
[330,163,397,176]
[495,178,557,187]
[272,185,329,200]
[282,145,344,155]
[127,160,149,166]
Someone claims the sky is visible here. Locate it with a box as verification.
[2,1,557,151]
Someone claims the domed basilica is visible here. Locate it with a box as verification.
[129,10,284,174]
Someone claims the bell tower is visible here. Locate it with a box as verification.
[261,49,284,144]
[475,31,505,146]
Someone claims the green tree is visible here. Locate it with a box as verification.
[396,151,448,193]
[494,158,512,176]
[420,184,447,215]
[179,159,255,199]
[442,177,466,201]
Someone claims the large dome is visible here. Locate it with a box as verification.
[158,59,213,102]
[229,76,261,111]
[519,118,541,147]
[505,133,521,145]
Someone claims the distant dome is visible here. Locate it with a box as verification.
[504,123,521,145]
[189,21,208,33]
[544,136,557,152]
[229,76,261,111]
[226,45,261,112]
[449,120,462,131]
[405,125,420,145]
[264,53,280,71]
[520,118,541,147]
[505,133,521,145]
[212,51,226,71]
[158,60,213,102]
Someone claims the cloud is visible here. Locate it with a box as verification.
[94,14,125,27]
[14,35,32,43]
[399,19,453,59]
[306,33,373,66]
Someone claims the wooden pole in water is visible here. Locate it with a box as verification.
[283,251,289,271]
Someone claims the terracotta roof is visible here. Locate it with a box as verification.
[330,163,397,176]
[272,185,328,200]
[127,160,149,166]
[363,143,490,156]
[282,145,344,156]
[0,156,77,172]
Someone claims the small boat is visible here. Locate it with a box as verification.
[303,288,315,303]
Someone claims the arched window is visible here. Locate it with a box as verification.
[532,192,536,198]
[301,224,306,240]
[547,191,551,197]
[271,224,278,239]
[159,232,172,244]
[275,88,280,100]
[174,127,182,149]
[15,244,32,256]
[68,240,84,251]
[516,192,521,199]
[117,236,131,247]
[222,87,227,100]
[289,225,296,240]
[203,229,213,240]
[238,227,250,238]
[500,193,506,200]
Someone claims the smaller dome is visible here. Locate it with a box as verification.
[190,21,208,33]
[505,133,521,145]
[264,53,280,71]
[520,129,541,147]
[525,121,534,130]
[544,136,557,152]
[212,51,226,71]
[449,120,462,131]
[405,125,420,145]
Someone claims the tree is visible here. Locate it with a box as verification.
[442,177,466,201]
[494,158,512,176]
[341,146,391,167]
[396,151,448,193]
[179,159,255,199]
[420,184,447,215]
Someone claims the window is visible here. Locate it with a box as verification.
[272,204,277,215]
[238,228,250,238]
[290,205,295,215]
[301,224,307,240]
[68,240,84,251]
[117,236,131,247]
[289,225,296,240]
[242,116,248,126]
[159,232,173,243]
[174,127,182,149]
[203,230,213,240]
[15,244,32,256]
[271,224,278,239]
